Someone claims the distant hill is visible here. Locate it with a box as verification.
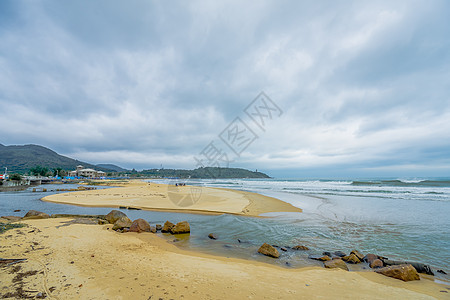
[0,143,116,173]
[96,164,128,172]
[138,167,270,179]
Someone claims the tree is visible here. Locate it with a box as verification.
[30,166,49,176]
[52,167,66,177]
[9,173,22,181]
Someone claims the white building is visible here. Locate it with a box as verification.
[68,165,106,178]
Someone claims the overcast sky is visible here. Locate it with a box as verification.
[1,0,449,178]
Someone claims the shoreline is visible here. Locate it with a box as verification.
[41,180,303,217]
[1,218,447,299]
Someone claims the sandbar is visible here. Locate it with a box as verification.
[42,180,302,217]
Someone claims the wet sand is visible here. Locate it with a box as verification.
[1,218,447,299]
[42,180,302,217]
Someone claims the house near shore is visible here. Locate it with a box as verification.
[68,165,106,178]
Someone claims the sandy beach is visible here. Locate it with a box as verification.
[42,180,302,217]
[1,218,448,299]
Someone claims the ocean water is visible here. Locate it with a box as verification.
[1,179,449,283]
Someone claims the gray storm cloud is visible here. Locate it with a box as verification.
[1,0,449,177]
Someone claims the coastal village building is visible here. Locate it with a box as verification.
[68,165,106,178]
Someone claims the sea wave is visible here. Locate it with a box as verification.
[351,179,450,187]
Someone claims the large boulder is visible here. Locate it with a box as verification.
[324,259,349,271]
[375,264,420,281]
[112,216,132,231]
[258,243,280,258]
[170,221,190,234]
[343,254,361,264]
[350,250,365,261]
[129,219,151,233]
[364,253,378,264]
[382,260,434,275]
[370,259,384,268]
[105,210,127,224]
[23,210,50,220]
[161,221,175,233]
[292,245,309,250]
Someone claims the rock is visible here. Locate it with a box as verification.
[155,224,162,231]
[364,253,378,264]
[14,209,21,212]
[350,250,365,261]
[382,260,434,275]
[112,216,132,231]
[258,243,280,258]
[105,210,127,224]
[292,245,309,250]
[129,219,151,233]
[437,270,447,275]
[150,226,156,233]
[161,221,175,233]
[322,251,332,257]
[370,259,384,268]
[333,251,346,257]
[208,233,217,240]
[324,259,349,271]
[343,254,361,264]
[375,264,420,281]
[308,254,331,261]
[280,247,288,252]
[122,228,129,233]
[170,221,190,234]
[98,219,108,225]
[1,216,22,222]
[23,210,49,220]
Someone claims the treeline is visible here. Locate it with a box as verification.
[136,167,269,179]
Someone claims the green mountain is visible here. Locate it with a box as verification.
[96,164,129,172]
[0,143,116,173]
[138,167,270,179]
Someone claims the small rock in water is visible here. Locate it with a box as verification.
[343,254,361,264]
[155,224,162,231]
[292,245,309,250]
[258,243,280,258]
[308,254,331,261]
[375,264,420,281]
[161,221,175,233]
[437,269,447,274]
[280,247,288,252]
[170,221,190,234]
[333,251,346,257]
[208,233,217,240]
[14,209,21,212]
[322,251,332,257]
